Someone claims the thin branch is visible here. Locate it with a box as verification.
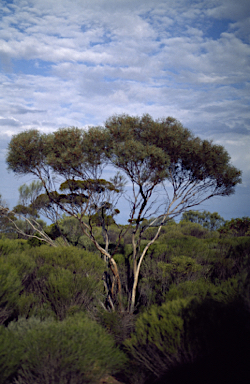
[0,206,57,247]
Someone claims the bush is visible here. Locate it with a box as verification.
[97,310,135,345]
[181,210,226,232]
[179,221,209,239]
[0,238,28,256]
[164,278,238,303]
[0,243,106,320]
[158,256,202,284]
[124,292,250,384]
[45,267,101,319]
[203,237,250,283]
[219,217,250,237]
[6,315,126,384]
[0,325,22,384]
[0,259,22,325]
[124,298,188,380]
[24,246,105,319]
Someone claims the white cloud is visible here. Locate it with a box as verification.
[206,0,250,21]
[0,0,249,218]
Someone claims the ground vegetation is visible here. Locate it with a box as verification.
[0,216,249,383]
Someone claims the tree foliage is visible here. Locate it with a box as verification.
[219,217,250,237]
[181,210,226,231]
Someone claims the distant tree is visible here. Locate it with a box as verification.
[14,180,43,217]
[0,205,57,247]
[0,189,57,247]
[219,217,250,237]
[181,210,226,231]
[0,195,15,238]
[11,181,47,239]
[6,114,241,312]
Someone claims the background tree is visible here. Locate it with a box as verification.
[181,210,226,231]
[0,205,56,247]
[0,188,56,247]
[219,217,250,237]
[0,195,16,238]
[11,181,51,240]
[6,115,241,312]
[14,180,43,218]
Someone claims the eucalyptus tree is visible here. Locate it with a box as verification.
[6,127,125,310]
[6,115,241,312]
[0,182,58,245]
[0,204,57,247]
[181,210,226,231]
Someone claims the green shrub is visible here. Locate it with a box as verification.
[202,237,250,283]
[125,292,250,384]
[0,259,22,325]
[125,298,188,379]
[164,278,238,302]
[0,243,105,321]
[97,310,135,345]
[0,238,28,256]
[158,256,202,284]
[45,267,101,319]
[19,245,105,319]
[7,315,126,384]
[219,217,250,237]
[0,325,22,384]
[78,234,101,252]
[179,221,209,238]
[181,210,225,232]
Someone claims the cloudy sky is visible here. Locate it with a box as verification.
[0,0,249,222]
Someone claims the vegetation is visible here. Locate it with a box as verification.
[0,216,249,383]
[1,315,126,384]
[0,114,248,383]
[181,210,226,231]
[5,114,241,312]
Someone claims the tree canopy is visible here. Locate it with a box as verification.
[181,210,226,231]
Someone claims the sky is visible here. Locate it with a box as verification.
[0,0,249,223]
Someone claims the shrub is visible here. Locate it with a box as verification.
[0,243,105,320]
[0,238,28,256]
[0,259,22,325]
[181,210,225,232]
[0,325,22,384]
[7,315,126,384]
[21,245,105,319]
[45,267,101,319]
[124,291,250,384]
[219,217,250,237]
[124,298,188,380]
[164,278,238,303]
[179,221,209,239]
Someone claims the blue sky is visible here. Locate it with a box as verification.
[0,0,249,222]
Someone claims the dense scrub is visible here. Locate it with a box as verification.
[0,218,250,383]
[0,315,126,384]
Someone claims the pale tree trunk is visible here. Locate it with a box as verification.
[129,223,164,313]
[79,219,123,311]
[129,197,179,313]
